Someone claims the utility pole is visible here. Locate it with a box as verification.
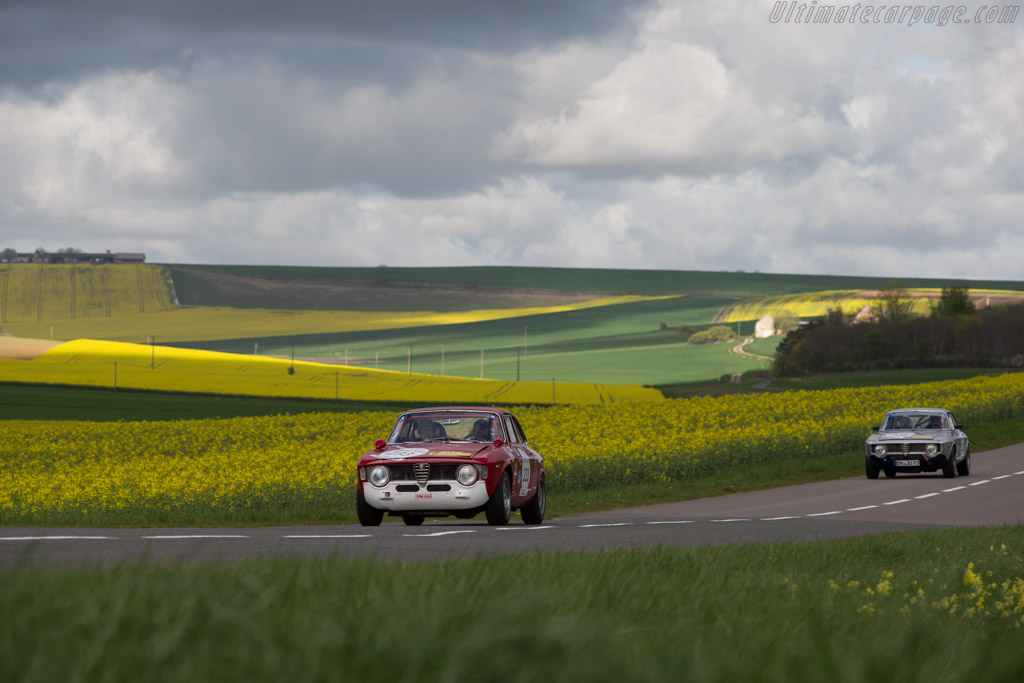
[516,346,521,382]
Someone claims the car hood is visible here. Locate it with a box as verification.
[363,442,492,462]
[870,430,947,442]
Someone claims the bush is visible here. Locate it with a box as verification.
[688,325,738,344]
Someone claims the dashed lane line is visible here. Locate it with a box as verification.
[141,535,249,539]
[404,530,477,537]
[284,535,372,539]
[645,520,696,525]
[579,523,634,528]
[1,536,115,541]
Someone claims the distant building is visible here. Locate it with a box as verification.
[754,315,775,338]
[852,304,877,324]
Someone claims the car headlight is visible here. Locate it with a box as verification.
[873,445,887,456]
[456,464,480,486]
[925,444,938,457]
[369,465,391,487]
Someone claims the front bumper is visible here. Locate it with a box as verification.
[867,452,952,473]
[360,480,490,512]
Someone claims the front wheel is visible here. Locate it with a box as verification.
[485,472,512,526]
[356,490,384,526]
[956,447,971,476]
[520,475,546,525]
[865,458,879,479]
[942,449,958,479]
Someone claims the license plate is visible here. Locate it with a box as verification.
[894,459,920,467]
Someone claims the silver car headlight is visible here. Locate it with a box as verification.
[925,444,939,457]
[456,464,480,486]
[873,445,887,456]
[369,465,391,487]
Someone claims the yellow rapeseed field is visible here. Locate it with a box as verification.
[720,289,1024,323]
[3,370,1024,524]
[0,338,662,404]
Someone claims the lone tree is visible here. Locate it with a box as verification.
[1,248,17,261]
[875,280,914,322]
[933,282,975,317]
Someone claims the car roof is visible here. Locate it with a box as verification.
[886,408,947,414]
[400,406,508,416]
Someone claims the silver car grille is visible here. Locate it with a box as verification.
[413,463,430,485]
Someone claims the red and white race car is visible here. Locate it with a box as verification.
[355,407,546,526]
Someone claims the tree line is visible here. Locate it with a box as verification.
[774,282,1024,375]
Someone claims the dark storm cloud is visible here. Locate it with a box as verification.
[0,0,651,87]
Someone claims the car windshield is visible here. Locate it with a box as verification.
[387,411,505,444]
[883,413,947,431]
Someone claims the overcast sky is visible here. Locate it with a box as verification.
[1,0,1022,279]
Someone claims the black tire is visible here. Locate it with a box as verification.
[956,447,971,476]
[402,514,424,526]
[884,468,897,478]
[942,449,958,479]
[520,475,546,525]
[485,471,512,526]
[865,458,879,479]
[356,489,384,526]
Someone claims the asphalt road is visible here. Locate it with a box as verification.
[4,442,1023,566]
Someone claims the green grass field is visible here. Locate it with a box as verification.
[3,527,1023,683]
[181,295,770,384]
[173,263,1024,297]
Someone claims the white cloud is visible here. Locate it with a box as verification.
[1,0,1022,281]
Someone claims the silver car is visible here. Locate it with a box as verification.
[865,408,970,479]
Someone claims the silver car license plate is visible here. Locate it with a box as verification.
[894,459,920,467]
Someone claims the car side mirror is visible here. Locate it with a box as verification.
[374,439,386,451]
[955,423,964,430]
[872,426,879,432]
[492,438,504,447]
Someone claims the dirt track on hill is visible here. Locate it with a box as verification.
[0,336,61,360]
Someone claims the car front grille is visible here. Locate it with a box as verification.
[893,443,933,455]
[388,463,460,484]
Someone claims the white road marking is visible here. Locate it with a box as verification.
[142,535,249,539]
[914,493,941,499]
[806,511,841,517]
[761,516,798,521]
[711,519,751,523]
[495,526,554,531]
[943,486,967,492]
[1015,471,1024,476]
[403,530,476,537]
[883,499,912,506]
[579,523,634,528]
[645,520,696,525]
[968,480,991,486]
[284,535,372,539]
[993,475,1013,480]
[847,505,878,511]
[0,536,114,541]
